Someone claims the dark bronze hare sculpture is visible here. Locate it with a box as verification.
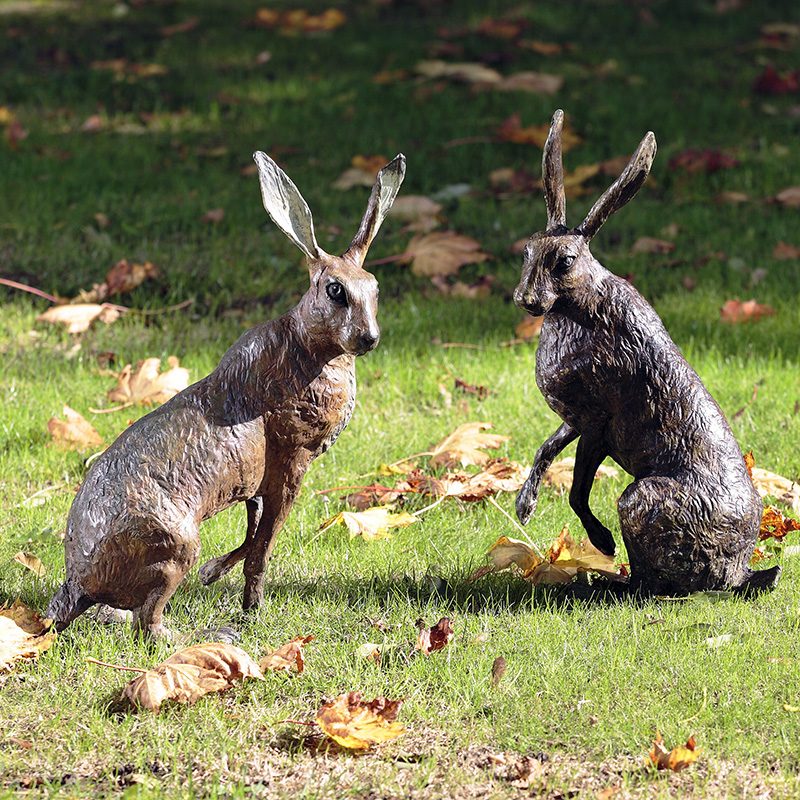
[48,152,406,638]
[513,110,779,595]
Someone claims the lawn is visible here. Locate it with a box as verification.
[1,0,800,797]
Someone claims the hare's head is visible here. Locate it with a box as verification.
[253,152,406,356]
[513,110,656,317]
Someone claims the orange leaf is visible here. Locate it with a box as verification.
[429,421,509,468]
[315,692,406,749]
[496,112,582,150]
[719,298,775,323]
[47,405,104,450]
[259,635,314,673]
[106,356,190,407]
[759,505,800,541]
[402,231,491,278]
[514,315,543,340]
[414,617,454,654]
[648,732,702,772]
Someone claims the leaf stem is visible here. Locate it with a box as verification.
[87,656,147,674]
[486,494,545,559]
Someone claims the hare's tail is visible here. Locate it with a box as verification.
[733,564,781,597]
[46,580,94,631]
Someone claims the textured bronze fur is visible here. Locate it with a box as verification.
[47,153,406,638]
[513,110,779,595]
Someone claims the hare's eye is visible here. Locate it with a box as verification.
[326,281,347,305]
[558,254,576,269]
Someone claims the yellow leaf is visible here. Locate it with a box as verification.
[430,421,509,468]
[648,732,702,772]
[258,635,314,673]
[316,692,406,749]
[402,231,491,278]
[319,507,418,540]
[750,466,800,515]
[487,536,542,573]
[122,642,265,714]
[12,552,46,577]
[106,356,190,407]
[0,601,55,671]
[47,405,104,450]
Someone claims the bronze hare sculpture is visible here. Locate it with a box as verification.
[48,152,406,638]
[513,110,779,596]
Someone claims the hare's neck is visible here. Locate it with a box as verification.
[284,305,350,370]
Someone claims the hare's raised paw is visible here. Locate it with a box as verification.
[515,483,538,526]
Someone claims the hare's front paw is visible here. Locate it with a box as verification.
[515,481,538,526]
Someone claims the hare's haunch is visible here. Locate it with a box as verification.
[513,110,778,596]
[47,153,406,638]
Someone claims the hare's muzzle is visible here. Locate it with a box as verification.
[514,285,554,317]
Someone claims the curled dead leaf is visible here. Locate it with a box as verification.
[318,507,418,540]
[414,617,454,654]
[631,236,676,255]
[37,303,121,334]
[0,601,55,671]
[259,635,314,673]
[47,405,104,450]
[720,298,775,323]
[759,506,800,541]
[430,421,509,469]
[106,356,190,407]
[402,231,491,278]
[750,465,800,515]
[648,732,702,772]
[12,552,46,577]
[122,642,265,714]
[315,692,406,749]
[496,112,581,150]
[416,59,502,84]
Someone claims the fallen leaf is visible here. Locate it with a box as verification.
[631,236,675,255]
[258,635,314,673]
[430,274,494,299]
[47,405,104,450]
[496,112,581,150]
[37,303,121,334]
[773,241,800,259]
[107,356,190,407]
[428,422,509,469]
[476,17,524,39]
[648,732,702,772]
[201,208,225,224]
[753,66,800,95]
[668,149,739,173]
[759,506,800,542]
[388,195,442,232]
[520,39,565,55]
[342,484,403,511]
[487,536,542,574]
[543,457,619,493]
[316,692,406,749]
[784,704,800,712]
[4,116,28,148]
[402,231,491,278]
[75,259,159,303]
[416,59,502,84]
[122,642,265,714]
[12,552,46,577]
[717,190,751,204]
[775,187,800,207]
[318,507,418,540]
[750,466,800,514]
[0,601,55,671]
[514,315,543,341]
[720,299,776,323]
[159,17,199,36]
[491,655,507,688]
[415,617,454,654]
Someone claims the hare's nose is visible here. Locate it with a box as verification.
[357,331,380,352]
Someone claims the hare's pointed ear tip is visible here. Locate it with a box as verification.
[385,152,407,175]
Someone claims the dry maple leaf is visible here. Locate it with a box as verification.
[0,601,55,671]
[318,507,418,540]
[414,617,454,654]
[759,506,800,541]
[648,732,702,772]
[430,421,510,469]
[72,259,157,303]
[259,635,314,673]
[37,303,121,334]
[342,484,403,511]
[316,692,406,749]
[388,195,442,232]
[496,112,582,150]
[750,466,800,515]
[402,231,491,278]
[107,356,190,407]
[331,154,387,191]
[543,456,619,493]
[719,298,776,323]
[487,535,543,574]
[12,552,46,577]
[47,405,104,450]
[122,642,265,714]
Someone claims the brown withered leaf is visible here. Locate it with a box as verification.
[631,236,676,255]
[107,356,190,407]
[252,8,346,34]
[331,155,386,191]
[259,635,314,674]
[5,116,29,148]
[773,241,800,260]
[47,405,104,450]
[487,536,542,574]
[12,552,46,577]
[648,732,702,772]
[496,112,581,150]
[454,459,528,501]
[122,642,265,714]
[415,59,502,84]
[668,149,739,173]
[520,40,565,55]
[720,299,776,323]
[201,208,225,224]
[750,466,800,515]
[476,17,525,39]
[76,259,159,303]
[159,17,199,36]
[759,506,800,542]
[0,601,55,671]
[514,315,543,340]
[316,692,406,749]
[318,507,418,540]
[388,195,442,232]
[415,617,454,654]
[543,457,619,493]
[402,231,491,278]
[491,656,507,688]
[37,303,121,334]
[454,377,488,400]
[342,484,402,511]
[774,187,800,208]
[492,72,563,95]
[430,421,510,468]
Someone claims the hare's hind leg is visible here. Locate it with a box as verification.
[570,433,615,556]
[198,497,262,585]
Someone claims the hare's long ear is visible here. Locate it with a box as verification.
[346,153,406,265]
[542,109,567,230]
[579,131,657,241]
[253,151,326,261]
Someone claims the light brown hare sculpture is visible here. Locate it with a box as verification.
[513,110,779,595]
[47,152,406,638]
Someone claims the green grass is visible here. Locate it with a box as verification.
[2,0,800,797]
